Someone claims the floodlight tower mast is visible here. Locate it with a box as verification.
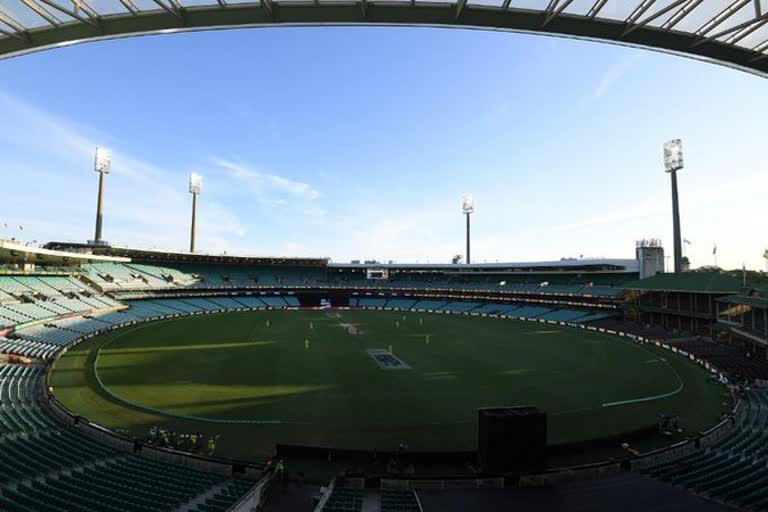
[462,194,475,265]
[93,147,112,243]
[189,173,202,253]
[664,139,684,273]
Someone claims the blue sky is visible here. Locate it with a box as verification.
[0,27,766,269]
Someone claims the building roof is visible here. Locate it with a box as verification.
[718,287,768,309]
[43,241,329,267]
[1,2,768,77]
[329,258,638,273]
[0,239,130,265]
[623,272,746,294]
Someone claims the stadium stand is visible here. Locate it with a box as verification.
[0,362,262,511]
[415,473,730,511]
[6,253,762,512]
[321,486,364,512]
[381,489,420,512]
[643,388,768,510]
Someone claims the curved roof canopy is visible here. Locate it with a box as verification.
[1,1,768,76]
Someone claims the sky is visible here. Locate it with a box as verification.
[0,27,766,270]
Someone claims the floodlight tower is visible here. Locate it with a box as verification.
[462,194,475,265]
[664,139,684,273]
[92,147,112,244]
[189,172,202,253]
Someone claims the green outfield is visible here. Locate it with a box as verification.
[50,309,731,462]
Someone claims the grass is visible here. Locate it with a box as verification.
[50,309,731,462]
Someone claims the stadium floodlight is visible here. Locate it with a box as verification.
[94,147,112,174]
[462,194,474,264]
[663,139,684,273]
[462,193,475,214]
[663,139,683,173]
[189,173,202,253]
[92,147,112,243]
[189,172,203,195]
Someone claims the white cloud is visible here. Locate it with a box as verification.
[583,52,644,105]
[214,158,321,202]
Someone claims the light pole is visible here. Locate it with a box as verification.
[462,194,475,265]
[93,147,112,244]
[189,172,202,253]
[664,139,684,273]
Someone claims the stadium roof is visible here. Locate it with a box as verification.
[718,286,768,308]
[0,239,130,265]
[1,2,768,76]
[624,271,746,294]
[43,241,330,266]
[330,258,638,272]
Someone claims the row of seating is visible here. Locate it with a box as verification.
[351,297,616,324]
[644,388,768,510]
[79,262,630,300]
[191,480,256,512]
[0,365,57,435]
[0,362,261,511]
[382,489,420,512]
[0,275,87,299]
[0,337,58,360]
[322,486,364,512]
[665,338,768,381]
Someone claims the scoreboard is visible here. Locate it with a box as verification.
[366,268,389,280]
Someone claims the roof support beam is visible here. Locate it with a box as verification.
[71,0,101,19]
[118,0,140,15]
[756,0,762,16]
[544,0,574,26]
[0,2,767,76]
[261,0,274,17]
[690,12,768,47]
[625,0,657,25]
[728,16,768,44]
[587,0,609,19]
[753,36,768,52]
[149,0,183,20]
[19,0,61,26]
[696,0,751,37]
[0,7,29,33]
[624,0,689,36]
[456,0,467,19]
[0,27,25,41]
[116,0,138,14]
[34,0,100,28]
[663,0,704,30]
[545,0,560,13]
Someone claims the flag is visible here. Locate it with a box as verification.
[764,249,768,260]
[683,238,691,245]
[712,245,717,255]
[18,225,23,231]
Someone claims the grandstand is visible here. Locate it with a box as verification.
[642,388,768,510]
[0,242,762,511]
